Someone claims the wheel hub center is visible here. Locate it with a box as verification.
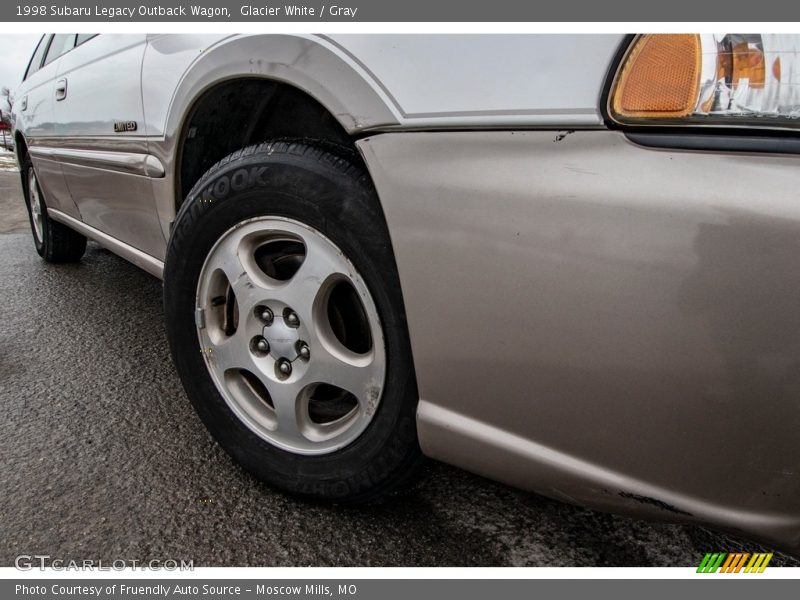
[263,318,300,360]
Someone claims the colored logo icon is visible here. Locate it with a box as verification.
[697,553,773,573]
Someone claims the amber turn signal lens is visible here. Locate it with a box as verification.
[611,34,702,119]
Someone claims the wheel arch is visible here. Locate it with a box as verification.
[14,130,31,198]
[14,130,28,166]
[163,34,400,207]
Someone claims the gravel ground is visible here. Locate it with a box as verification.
[0,171,797,567]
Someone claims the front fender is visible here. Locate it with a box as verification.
[151,33,400,141]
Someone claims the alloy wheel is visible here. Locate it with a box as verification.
[195,217,386,455]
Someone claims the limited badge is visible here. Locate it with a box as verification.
[113,121,137,133]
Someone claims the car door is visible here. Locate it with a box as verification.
[17,34,81,219]
[51,34,166,260]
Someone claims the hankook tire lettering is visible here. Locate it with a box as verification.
[200,167,269,203]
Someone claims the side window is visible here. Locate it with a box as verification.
[76,34,98,46]
[43,34,77,67]
[24,35,49,80]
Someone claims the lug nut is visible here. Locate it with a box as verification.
[297,341,310,360]
[277,358,292,376]
[285,311,300,328]
[259,307,274,325]
[251,336,270,355]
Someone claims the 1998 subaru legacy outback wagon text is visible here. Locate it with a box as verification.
[12,33,800,555]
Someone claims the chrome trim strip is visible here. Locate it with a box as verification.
[30,136,150,152]
[47,209,165,279]
[28,146,165,178]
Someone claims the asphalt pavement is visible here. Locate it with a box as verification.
[0,170,797,567]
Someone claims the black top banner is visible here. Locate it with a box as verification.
[3,0,799,22]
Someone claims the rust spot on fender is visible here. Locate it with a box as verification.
[618,492,693,516]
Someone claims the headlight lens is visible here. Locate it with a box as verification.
[609,34,800,129]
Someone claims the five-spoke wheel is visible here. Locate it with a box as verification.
[196,217,386,454]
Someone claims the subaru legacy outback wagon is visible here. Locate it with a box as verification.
[12,33,800,554]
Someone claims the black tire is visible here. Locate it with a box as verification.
[22,153,87,262]
[164,141,423,503]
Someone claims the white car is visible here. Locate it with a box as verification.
[12,33,800,555]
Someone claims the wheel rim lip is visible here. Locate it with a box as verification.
[28,169,43,243]
[194,216,387,456]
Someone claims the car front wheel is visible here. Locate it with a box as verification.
[163,141,423,502]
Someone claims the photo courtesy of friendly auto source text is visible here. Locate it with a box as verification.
[0,0,799,596]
